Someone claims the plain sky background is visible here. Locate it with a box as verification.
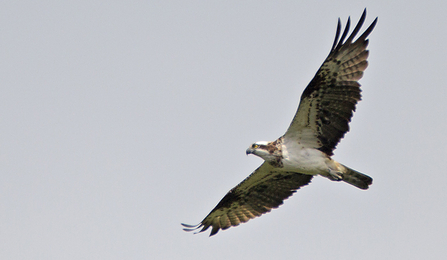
[1,1,447,259]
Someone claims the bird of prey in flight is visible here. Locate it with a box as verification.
[182,9,377,236]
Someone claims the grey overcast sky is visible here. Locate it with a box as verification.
[1,1,447,259]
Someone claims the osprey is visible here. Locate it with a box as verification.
[182,10,377,236]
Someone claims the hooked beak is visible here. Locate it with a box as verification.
[246,148,254,155]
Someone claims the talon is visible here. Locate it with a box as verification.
[328,169,343,181]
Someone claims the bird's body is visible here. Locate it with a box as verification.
[183,10,377,236]
[248,138,330,175]
[248,134,370,187]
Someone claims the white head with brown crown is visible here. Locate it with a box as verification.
[245,139,283,166]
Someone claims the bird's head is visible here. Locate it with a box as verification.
[246,141,280,163]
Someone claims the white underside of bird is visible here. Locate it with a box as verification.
[248,137,345,180]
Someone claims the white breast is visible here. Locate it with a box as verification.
[281,141,329,175]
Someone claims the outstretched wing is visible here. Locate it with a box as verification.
[284,9,377,156]
[182,162,313,236]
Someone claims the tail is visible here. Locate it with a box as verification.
[341,165,372,190]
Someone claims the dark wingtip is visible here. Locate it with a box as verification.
[331,18,341,51]
[331,9,378,52]
[181,223,201,232]
[359,16,378,40]
[335,16,350,50]
[345,9,367,43]
[182,222,213,235]
[181,222,198,228]
[360,8,367,23]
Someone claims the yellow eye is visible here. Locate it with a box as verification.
[253,144,259,149]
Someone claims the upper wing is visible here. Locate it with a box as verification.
[284,9,377,156]
[182,162,313,236]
